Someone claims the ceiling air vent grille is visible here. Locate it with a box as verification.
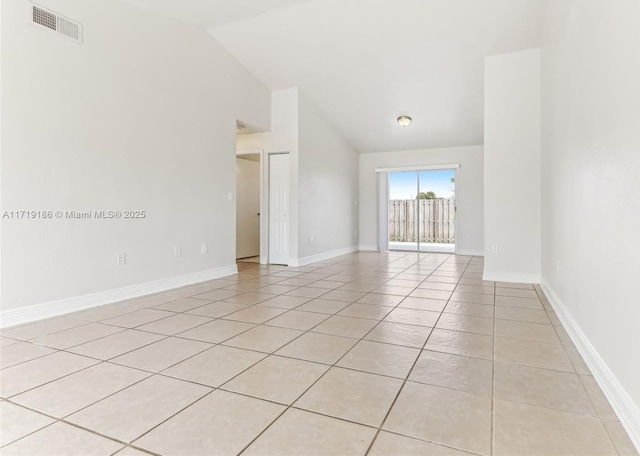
[29,2,83,44]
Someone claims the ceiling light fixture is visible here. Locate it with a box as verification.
[397,115,412,127]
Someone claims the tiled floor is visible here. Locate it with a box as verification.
[0,251,637,455]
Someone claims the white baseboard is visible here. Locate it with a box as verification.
[359,244,378,251]
[455,249,484,256]
[291,245,359,268]
[541,280,640,452]
[482,270,540,284]
[0,265,238,329]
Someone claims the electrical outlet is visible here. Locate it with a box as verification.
[174,247,181,257]
[227,192,234,201]
[117,252,126,265]
[309,235,314,243]
[201,243,208,254]
[491,244,498,253]
[354,228,358,236]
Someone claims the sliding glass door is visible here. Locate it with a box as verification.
[388,169,456,252]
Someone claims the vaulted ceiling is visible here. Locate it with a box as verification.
[119,0,544,152]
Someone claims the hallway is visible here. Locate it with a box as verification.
[0,252,636,455]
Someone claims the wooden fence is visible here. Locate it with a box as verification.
[389,199,455,243]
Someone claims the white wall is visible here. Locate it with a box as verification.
[297,95,359,262]
[484,49,541,283]
[541,0,640,448]
[236,88,299,264]
[359,146,484,255]
[1,0,270,318]
[235,156,260,259]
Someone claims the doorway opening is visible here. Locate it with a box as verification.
[388,169,456,253]
[236,151,261,262]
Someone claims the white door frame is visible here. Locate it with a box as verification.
[236,149,264,263]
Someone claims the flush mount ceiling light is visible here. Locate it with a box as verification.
[397,115,412,127]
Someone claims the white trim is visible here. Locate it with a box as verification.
[375,164,460,173]
[236,149,263,156]
[455,249,485,256]
[290,245,359,268]
[0,265,238,329]
[482,270,540,284]
[359,244,378,251]
[541,280,640,453]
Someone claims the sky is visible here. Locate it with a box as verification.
[389,170,455,199]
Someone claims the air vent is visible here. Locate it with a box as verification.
[28,2,83,44]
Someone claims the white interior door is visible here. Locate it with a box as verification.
[269,153,289,265]
[236,155,261,259]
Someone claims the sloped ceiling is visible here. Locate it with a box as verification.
[119,0,543,152]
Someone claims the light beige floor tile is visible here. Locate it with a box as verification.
[285,287,329,298]
[67,329,165,360]
[222,305,288,324]
[554,325,575,347]
[295,367,402,427]
[152,297,212,313]
[67,375,210,443]
[276,332,358,364]
[495,363,595,415]
[357,293,405,306]
[384,381,491,455]
[0,351,99,397]
[454,284,495,295]
[296,298,351,314]
[495,295,543,310]
[496,287,539,299]
[0,421,123,456]
[425,329,493,360]
[311,315,378,339]
[338,282,379,292]
[495,306,551,324]
[495,319,561,344]
[443,301,494,318]
[580,375,618,420]
[34,323,124,349]
[566,346,592,374]
[449,291,494,305]
[264,310,329,331]
[114,446,153,455]
[338,303,394,320]
[309,280,349,290]
[223,325,303,353]
[409,288,453,300]
[101,309,174,328]
[185,301,250,318]
[374,285,415,296]
[418,281,458,292]
[176,319,255,343]
[13,362,150,417]
[370,431,473,456]
[320,289,367,302]
[257,295,311,309]
[384,308,440,327]
[69,303,140,322]
[495,337,573,372]
[133,390,284,456]
[0,336,21,347]
[224,355,328,404]
[223,292,278,305]
[365,321,431,349]
[337,340,420,378]
[0,342,56,368]
[398,297,447,312]
[135,313,211,335]
[410,350,493,396]
[493,399,616,456]
[0,402,55,447]
[602,420,639,456]
[192,288,242,301]
[111,337,211,372]
[425,275,460,284]
[2,317,88,341]
[256,284,300,294]
[244,408,376,456]
[495,282,534,290]
[457,278,494,287]
[435,313,494,336]
[162,345,266,387]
